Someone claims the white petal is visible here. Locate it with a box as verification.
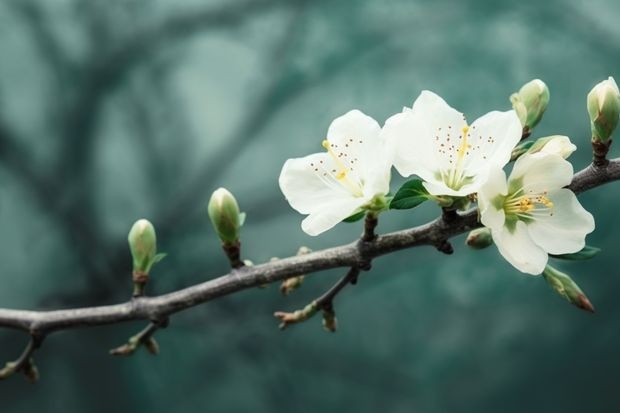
[301,197,366,236]
[478,167,508,230]
[527,189,595,254]
[509,153,573,193]
[536,135,576,159]
[326,109,381,174]
[279,154,354,214]
[382,91,467,182]
[492,221,548,275]
[463,110,522,174]
[381,108,443,182]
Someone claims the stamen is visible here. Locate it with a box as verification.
[320,139,363,197]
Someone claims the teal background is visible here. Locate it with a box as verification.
[0,0,619,411]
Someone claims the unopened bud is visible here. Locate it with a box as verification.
[128,219,157,273]
[587,76,620,143]
[528,135,576,159]
[322,306,337,332]
[208,188,243,245]
[510,79,550,134]
[542,265,594,313]
[128,219,165,297]
[466,228,493,250]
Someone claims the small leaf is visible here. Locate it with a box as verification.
[550,246,601,261]
[343,211,365,223]
[390,179,429,210]
[238,212,246,227]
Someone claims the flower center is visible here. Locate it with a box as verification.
[504,189,554,220]
[445,125,471,189]
[320,139,364,197]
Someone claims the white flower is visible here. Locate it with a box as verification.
[478,152,595,275]
[382,91,522,197]
[279,110,391,236]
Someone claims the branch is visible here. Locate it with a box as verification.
[0,158,618,336]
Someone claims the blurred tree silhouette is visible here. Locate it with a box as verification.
[1,0,620,412]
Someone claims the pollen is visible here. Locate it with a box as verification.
[317,139,363,196]
[505,191,554,217]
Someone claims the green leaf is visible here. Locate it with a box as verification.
[238,212,246,227]
[389,179,429,210]
[342,210,365,223]
[550,246,601,261]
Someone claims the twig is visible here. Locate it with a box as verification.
[0,334,43,382]
[274,267,360,330]
[109,318,169,356]
[0,159,616,347]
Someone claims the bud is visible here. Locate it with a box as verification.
[528,135,576,159]
[542,265,594,313]
[510,79,550,134]
[322,306,337,332]
[587,76,620,143]
[465,228,493,250]
[128,219,165,297]
[128,219,157,273]
[208,188,242,245]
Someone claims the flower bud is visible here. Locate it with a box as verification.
[208,187,242,245]
[528,135,576,159]
[542,265,594,313]
[587,76,620,143]
[465,228,493,250]
[128,219,157,273]
[510,79,550,133]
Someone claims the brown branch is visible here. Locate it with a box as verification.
[0,158,617,337]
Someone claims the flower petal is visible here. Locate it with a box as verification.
[492,221,548,275]
[527,188,595,254]
[464,110,522,174]
[279,153,357,214]
[326,109,381,176]
[509,153,573,193]
[478,167,508,230]
[301,197,367,236]
[383,91,467,184]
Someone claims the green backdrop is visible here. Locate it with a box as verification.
[0,0,618,411]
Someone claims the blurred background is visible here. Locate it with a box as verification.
[0,0,618,411]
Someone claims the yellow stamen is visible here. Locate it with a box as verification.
[321,139,363,196]
[505,193,554,215]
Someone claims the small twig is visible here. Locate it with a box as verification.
[222,241,244,269]
[109,318,169,356]
[592,138,612,167]
[362,213,379,242]
[274,267,360,330]
[0,334,44,382]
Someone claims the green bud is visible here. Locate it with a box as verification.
[587,76,620,143]
[465,227,493,250]
[128,219,157,273]
[542,265,594,313]
[510,79,550,132]
[208,187,242,244]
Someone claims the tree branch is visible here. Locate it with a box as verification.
[0,158,618,337]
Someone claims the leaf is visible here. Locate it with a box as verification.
[389,179,429,210]
[342,210,365,223]
[550,246,601,261]
[238,212,246,227]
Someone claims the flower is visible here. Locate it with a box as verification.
[478,152,595,275]
[382,91,522,197]
[279,110,391,236]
